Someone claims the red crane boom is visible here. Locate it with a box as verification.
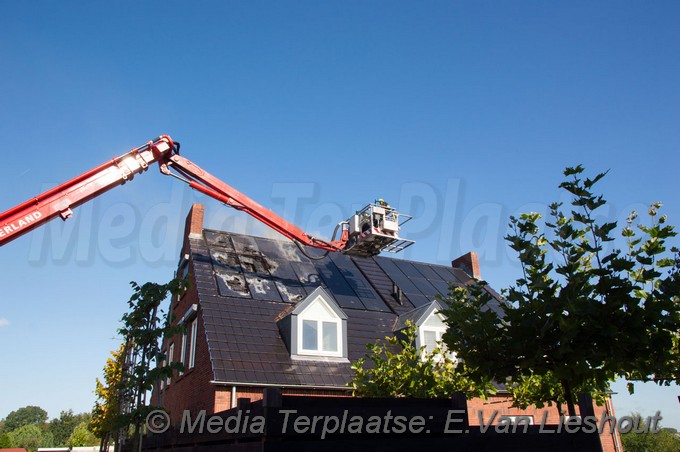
[0,136,413,257]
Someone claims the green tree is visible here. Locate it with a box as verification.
[0,432,14,448]
[8,424,53,452]
[66,421,98,447]
[350,322,493,398]
[104,279,185,451]
[48,410,91,446]
[3,406,48,432]
[620,413,680,452]
[441,166,680,416]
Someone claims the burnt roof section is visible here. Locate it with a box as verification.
[189,229,504,388]
[205,229,388,311]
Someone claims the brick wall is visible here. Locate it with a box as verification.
[153,254,216,427]
[213,386,351,413]
[466,395,619,452]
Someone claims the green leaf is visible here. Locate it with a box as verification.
[563,165,584,177]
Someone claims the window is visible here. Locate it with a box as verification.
[302,319,338,353]
[159,351,166,391]
[297,299,343,357]
[174,255,190,305]
[396,302,455,363]
[178,304,198,374]
[277,287,347,360]
[166,343,174,386]
[421,328,444,355]
[181,318,197,371]
[187,318,197,368]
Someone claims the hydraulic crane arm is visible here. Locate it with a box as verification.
[0,136,175,246]
[0,135,413,256]
[161,153,347,252]
[0,136,348,252]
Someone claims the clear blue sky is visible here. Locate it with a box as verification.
[1,0,678,428]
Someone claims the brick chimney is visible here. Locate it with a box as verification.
[185,203,204,239]
[452,251,480,280]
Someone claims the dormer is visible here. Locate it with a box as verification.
[395,300,451,359]
[277,287,348,360]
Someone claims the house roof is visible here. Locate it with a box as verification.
[280,286,348,320]
[393,299,447,331]
[188,228,504,389]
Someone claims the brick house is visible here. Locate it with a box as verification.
[152,204,622,451]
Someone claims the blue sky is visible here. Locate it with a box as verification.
[1,0,679,429]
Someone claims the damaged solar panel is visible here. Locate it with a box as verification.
[203,230,390,311]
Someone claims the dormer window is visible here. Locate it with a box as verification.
[421,328,445,355]
[299,298,342,356]
[277,287,348,360]
[417,312,448,357]
[395,300,454,362]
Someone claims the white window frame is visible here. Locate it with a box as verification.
[178,304,198,374]
[180,329,187,376]
[417,312,455,362]
[159,353,166,391]
[166,343,174,386]
[419,326,447,354]
[186,318,197,369]
[174,254,190,305]
[181,318,197,371]
[296,297,343,358]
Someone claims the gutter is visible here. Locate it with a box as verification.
[210,380,351,391]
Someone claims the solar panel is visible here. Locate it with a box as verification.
[391,259,425,279]
[374,257,421,293]
[289,261,324,292]
[402,292,431,308]
[227,234,283,301]
[253,236,303,263]
[427,279,452,297]
[210,249,242,273]
[272,281,306,303]
[229,234,261,256]
[328,253,389,312]
[313,258,364,310]
[411,263,442,281]
[244,275,283,302]
[204,230,236,251]
[215,270,251,298]
[391,260,441,297]
[238,254,269,276]
[409,277,441,299]
[408,263,456,298]
[430,265,464,284]
[205,230,476,310]
[254,238,307,303]
[374,257,432,308]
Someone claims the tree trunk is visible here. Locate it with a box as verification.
[561,379,577,417]
[555,400,563,419]
[130,423,140,452]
